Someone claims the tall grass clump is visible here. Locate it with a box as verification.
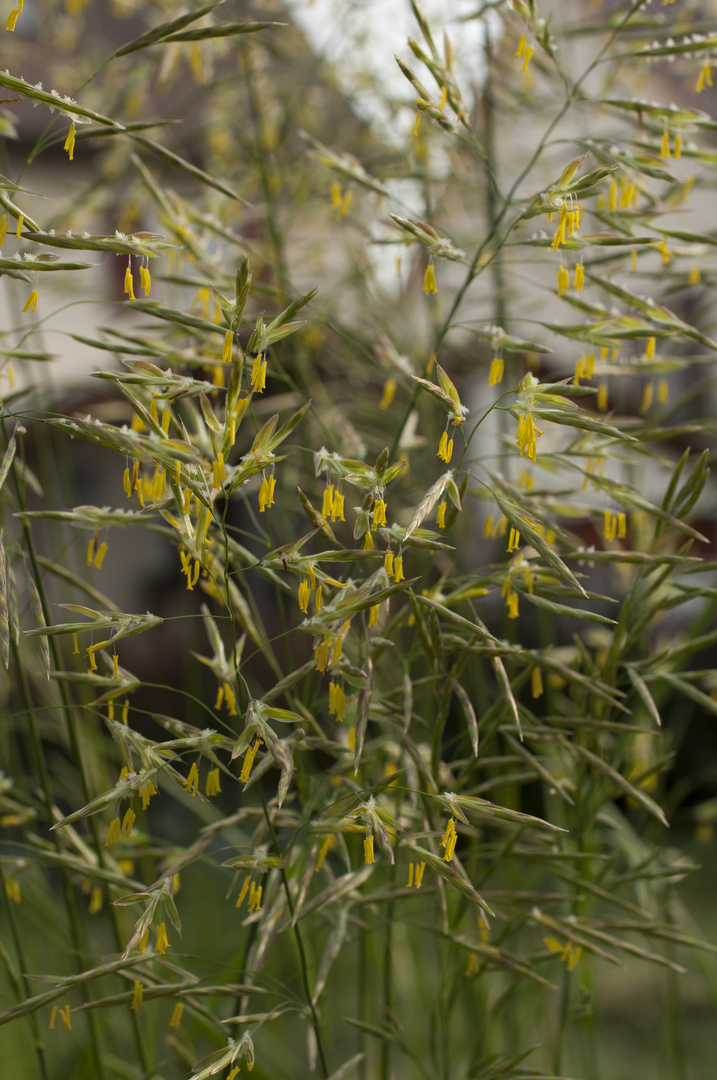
[2,1,717,1078]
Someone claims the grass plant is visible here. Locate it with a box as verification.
[2,1,717,1078]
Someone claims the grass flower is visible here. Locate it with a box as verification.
[156,922,169,955]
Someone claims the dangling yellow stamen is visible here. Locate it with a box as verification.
[329,681,346,722]
[423,264,437,295]
[6,6,21,32]
[206,768,221,796]
[373,499,387,528]
[63,122,76,161]
[169,1003,184,1029]
[105,817,121,846]
[240,736,263,783]
[331,490,345,522]
[531,667,543,699]
[573,264,584,291]
[364,834,375,864]
[557,264,569,296]
[156,922,169,954]
[251,357,267,393]
[437,501,447,529]
[380,379,396,410]
[124,263,135,301]
[23,290,38,313]
[121,808,136,838]
[236,876,251,908]
[660,125,671,160]
[183,762,199,795]
[696,61,713,93]
[488,357,504,386]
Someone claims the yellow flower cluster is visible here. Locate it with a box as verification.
[603,510,626,541]
[214,681,237,715]
[515,412,543,462]
[183,762,200,796]
[406,861,426,887]
[321,484,345,522]
[441,817,457,862]
[544,937,582,971]
[383,549,404,582]
[551,196,580,252]
[488,357,504,386]
[574,352,595,384]
[251,353,267,393]
[314,619,351,672]
[180,550,201,591]
[660,123,681,160]
[423,264,438,295]
[531,667,543,699]
[515,33,534,73]
[258,473,276,511]
[502,580,519,619]
[6,0,23,31]
[236,876,263,913]
[697,61,713,93]
[331,181,352,220]
[240,735,263,783]
[315,833,337,872]
[328,680,346,721]
[437,430,453,463]
[49,1005,72,1030]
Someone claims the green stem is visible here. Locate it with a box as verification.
[0,863,51,1080]
[5,421,151,1076]
[260,785,330,1079]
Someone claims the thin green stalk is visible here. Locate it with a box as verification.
[0,865,51,1080]
[260,786,330,1079]
[6,423,150,1077]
